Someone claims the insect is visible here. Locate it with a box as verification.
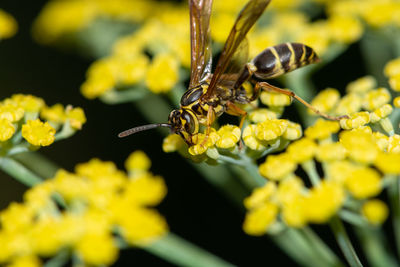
[119,0,346,145]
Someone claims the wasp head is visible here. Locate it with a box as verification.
[168,108,199,145]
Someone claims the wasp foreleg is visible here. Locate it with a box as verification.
[257,82,348,121]
[226,101,248,150]
[200,107,215,147]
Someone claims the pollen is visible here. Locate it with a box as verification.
[216,125,241,149]
[0,118,16,141]
[259,153,297,181]
[339,111,370,130]
[21,119,56,146]
[362,199,389,226]
[344,167,382,199]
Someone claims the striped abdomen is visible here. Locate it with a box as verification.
[250,43,319,80]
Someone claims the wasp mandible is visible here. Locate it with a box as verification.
[119,0,346,145]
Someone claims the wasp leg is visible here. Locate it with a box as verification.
[200,107,215,147]
[257,82,349,121]
[226,101,248,150]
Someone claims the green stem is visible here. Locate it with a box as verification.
[11,151,59,179]
[330,216,363,267]
[145,233,236,267]
[354,226,399,267]
[339,210,367,227]
[100,87,148,104]
[302,160,320,186]
[388,176,400,258]
[0,157,43,186]
[43,249,70,267]
[300,227,344,267]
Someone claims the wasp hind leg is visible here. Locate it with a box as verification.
[257,82,349,121]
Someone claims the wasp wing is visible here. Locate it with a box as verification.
[189,0,213,89]
[204,0,270,99]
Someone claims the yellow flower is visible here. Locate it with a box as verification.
[316,142,347,162]
[375,152,400,175]
[304,119,340,140]
[373,131,389,151]
[282,121,302,140]
[325,160,358,184]
[11,94,44,113]
[346,76,376,95]
[146,53,179,93]
[125,150,151,172]
[188,130,219,156]
[255,119,289,141]
[334,93,363,115]
[327,15,363,43]
[40,104,65,124]
[384,57,400,77]
[242,124,267,151]
[362,199,389,226]
[216,125,241,149]
[310,88,340,115]
[52,170,89,201]
[287,138,317,163]
[281,194,307,228]
[339,111,370,130]
[0,9,17,39]
[248,108,277,123]
[297,22,330,55]
[242,202,279,236]
[21,119,56,146]
[0,118,15,141]
[0,101,24,122]
[116,54,149,85]
[340,130,378,164]
[393,96,400,108]
[362,88,391,111]
[304,181,345,223]
[162,134,186,153]
[65,106,86,130]
[123,174,167,206]
[260,91,292,107]
[259,153,297,181]
[388,134,400,153]
[244,182,277,210]
[369,104,393,123]
[389,74,400,92]
[277,175,304,206]
[210,12,236,43]
[7,255,41,267]
[345,167,382,199]
[75,232,118,266]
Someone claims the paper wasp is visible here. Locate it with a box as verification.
[119,0,346,146]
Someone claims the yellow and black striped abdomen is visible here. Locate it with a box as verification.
[250,42,319,80]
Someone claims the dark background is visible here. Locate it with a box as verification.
[0,1,367,266]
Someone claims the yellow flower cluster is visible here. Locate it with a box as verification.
[0,151,168,266]
[0,94,85,152]
[81,7,187,98]
[328,0,400,29]
[0,9,17,39]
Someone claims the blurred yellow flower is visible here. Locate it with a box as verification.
[21,119,56,147]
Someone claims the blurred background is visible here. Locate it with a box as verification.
[0,0,383,266]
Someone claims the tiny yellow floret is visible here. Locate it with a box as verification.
[346,76,376,95]
[362,88,391,111]
[0,118,15,141]
[362,199,389,226]
[340,111,370,130]
[66,106,86,130]
[260,91,292,107]
[310,88,340,115]
[375,152,400,175]
[125,150,151,172]
[21,119,56,146]
[75,233,118,266]
[146,53,179,93]
[304,119,340,140]
[287,138,317,163]
[162,134,186,153]
[259,153,297,181]
[384,57,400,77]
[345,167,382,199]
[0,9,18,39]
[243,202,279,236]
[244,182,277,210]
[216,125,241,149]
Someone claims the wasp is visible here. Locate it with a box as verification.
[119,0,346,145]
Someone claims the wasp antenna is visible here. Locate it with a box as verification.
[118,123,171,138]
